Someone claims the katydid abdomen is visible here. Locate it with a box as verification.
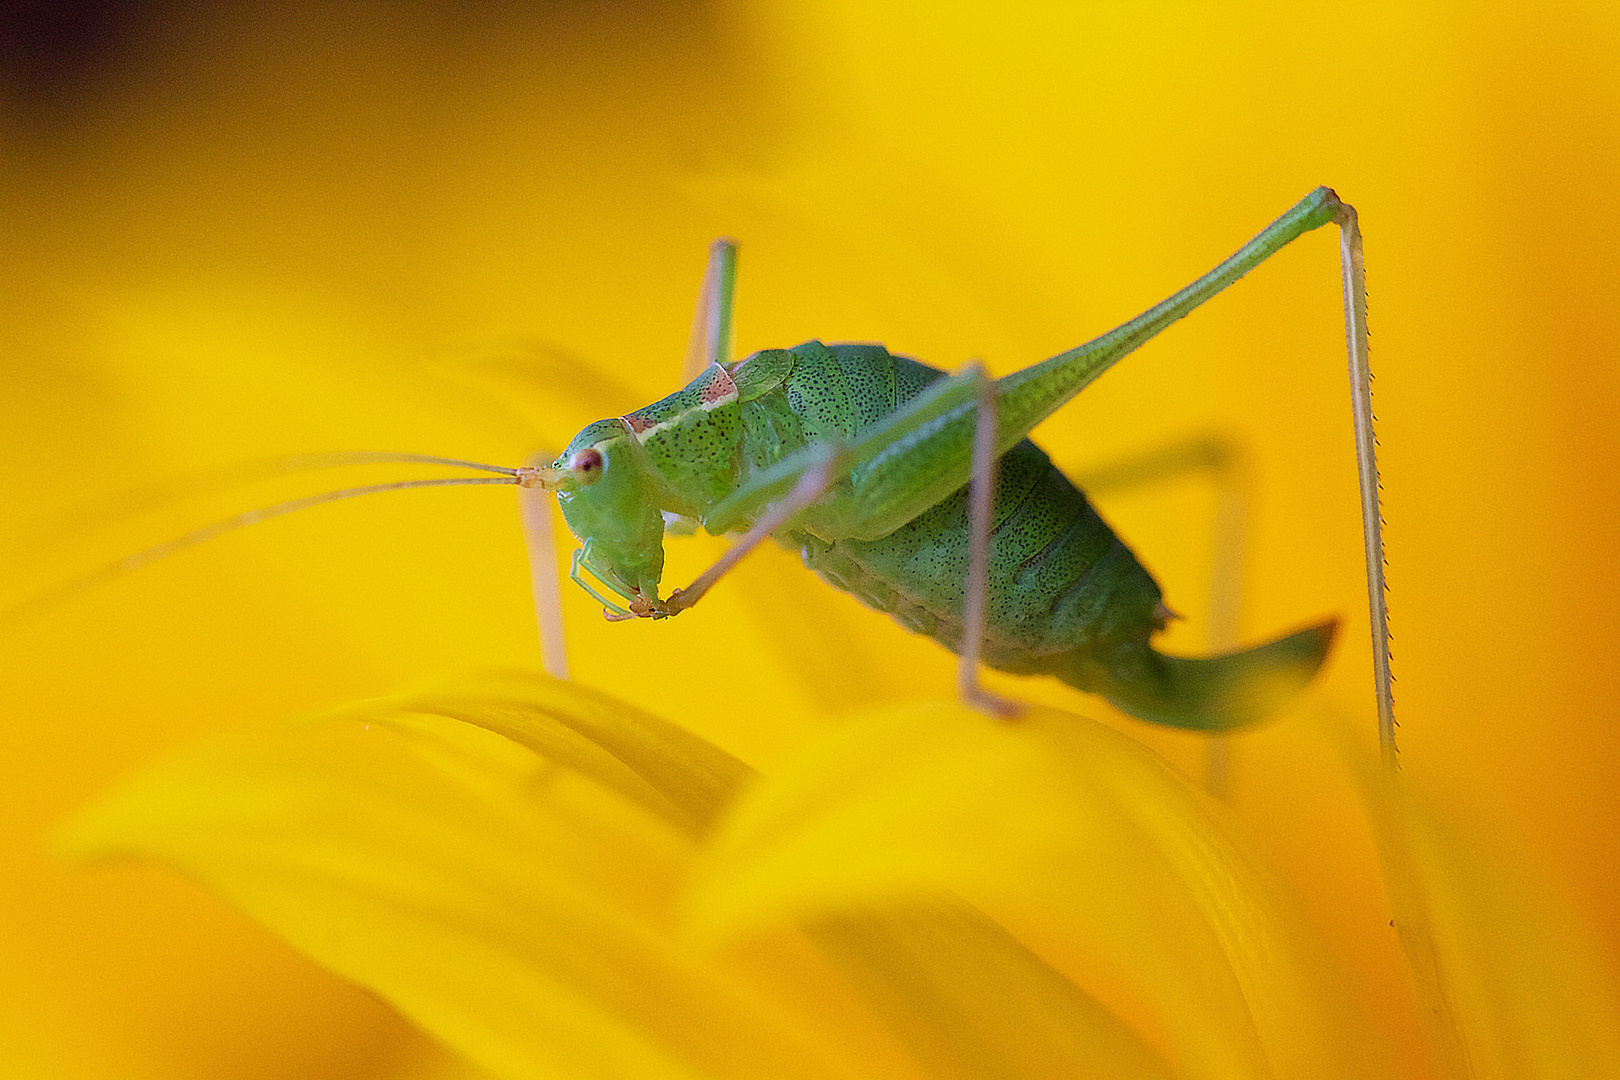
[557,338,1334,730]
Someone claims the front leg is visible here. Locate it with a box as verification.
[594,442,849,623]
[656,362,1002,626]
[651,446,847,618]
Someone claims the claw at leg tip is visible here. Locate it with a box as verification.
[961,684,1027,722]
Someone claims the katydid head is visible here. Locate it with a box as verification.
[526,419,665,613]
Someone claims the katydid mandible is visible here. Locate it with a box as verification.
[521,187,1390,741]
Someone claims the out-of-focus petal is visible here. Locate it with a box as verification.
[1363,766,1620,1080]
[366,670,755,836]
[58,699,875,1080]
[362,676,1173,1078]
[804,900,1176,1080]
[686,702,1366,1080]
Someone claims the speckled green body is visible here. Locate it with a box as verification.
[561,341,1165,699]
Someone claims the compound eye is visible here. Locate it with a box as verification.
[568,447,605,483]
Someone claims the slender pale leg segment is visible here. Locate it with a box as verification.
[955,365,1023,718]
[519,456,569,678]
[1336,208,1396,769]
[682,239,738,381]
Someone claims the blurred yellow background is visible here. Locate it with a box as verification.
[2,1,1616,1076]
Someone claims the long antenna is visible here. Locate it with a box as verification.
[14,451,524,548]
[2,475,519,626]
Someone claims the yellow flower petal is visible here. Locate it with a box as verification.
[354,677,1172,1078]
[59,698,876,1080]
[686,702,1367,1080]
[374,670,754,836]
[804,900,1176,1080]
[1362,767,1620,1079]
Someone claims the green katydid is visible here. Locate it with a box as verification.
[9,189,1389,747]
[521,187,1390,742]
